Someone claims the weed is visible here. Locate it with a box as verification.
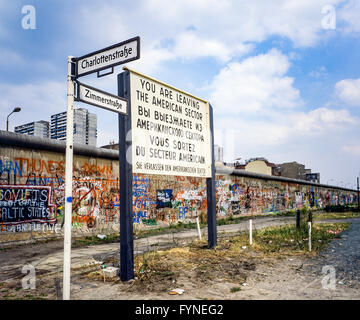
[313,211,360,221]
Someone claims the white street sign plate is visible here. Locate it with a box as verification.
[127,68,212,178]
[75,37,140,77]
[76,81,127,114]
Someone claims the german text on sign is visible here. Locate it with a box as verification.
[76,82,127,114]
[76,37,140,77]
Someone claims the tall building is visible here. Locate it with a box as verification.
[214,145,224,162]
[15,121,49,138]
[50,108,97,146]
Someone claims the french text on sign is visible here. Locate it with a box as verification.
[76,82,128,114]
[75,37,140,77]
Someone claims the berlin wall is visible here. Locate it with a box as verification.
[0,130,358,244]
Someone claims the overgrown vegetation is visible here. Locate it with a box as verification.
[313,211,360,221]
[72,233,120,247]
[250,222,349,253]
[85,221,349,295]
[70,205,357,247]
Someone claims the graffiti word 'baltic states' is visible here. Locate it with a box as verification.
[0,186,56,225]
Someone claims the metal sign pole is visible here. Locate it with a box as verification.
[206,103,217,248]
[63,56,75,300]
[117,70,134,281]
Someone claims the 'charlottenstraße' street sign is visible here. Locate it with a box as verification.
[74,36,140,78]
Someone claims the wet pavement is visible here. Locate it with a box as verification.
[305,218,360,289]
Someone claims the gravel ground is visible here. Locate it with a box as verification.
[303,219,360,290]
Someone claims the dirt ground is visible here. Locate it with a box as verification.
[67,250,359,300]
[2,240,358,300]
[1,217,359,300]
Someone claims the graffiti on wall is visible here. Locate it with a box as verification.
[0,148,358,240]
[0,185,57,233]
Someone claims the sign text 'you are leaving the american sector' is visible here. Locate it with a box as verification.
[127,68,212,178]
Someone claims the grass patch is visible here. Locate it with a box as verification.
[249,222,349,254]
[72,233,120,247]
[313,211,360,221]
[230,287,241,293]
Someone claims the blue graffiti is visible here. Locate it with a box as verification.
[133,211,147,223]
[0,160,22,177]
[178,206,188,219]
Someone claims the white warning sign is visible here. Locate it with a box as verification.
[127,68,212,178]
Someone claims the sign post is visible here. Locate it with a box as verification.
[117,68,216,260]
[206,104,217,248]
[63,56,75,300]
[117,70,135,281]
[63,37,140,299]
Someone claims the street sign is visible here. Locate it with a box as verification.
[125,68,212,178]
[76,81,127,115]
[75,36,140,78]
[63,37,140,299]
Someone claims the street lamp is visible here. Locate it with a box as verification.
[6,107,21,131]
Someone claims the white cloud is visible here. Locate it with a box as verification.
[289,107,356,133]
[342,144,360,155]
[338,0,360,33]
[335,78,360,106]
[209,49,302,114]
[215,107,356,151]
[172,31,253,62]
[67,0,347,75]
[142,0,343,47]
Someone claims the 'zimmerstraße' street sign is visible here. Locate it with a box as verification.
[75,37,140,78]
[126,67,212,178]
[76,81,127,115]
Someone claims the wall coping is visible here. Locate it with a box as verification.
[215,166,356,192]
[0,130,118,160]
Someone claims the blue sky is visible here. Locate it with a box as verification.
[1,0,360,188]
